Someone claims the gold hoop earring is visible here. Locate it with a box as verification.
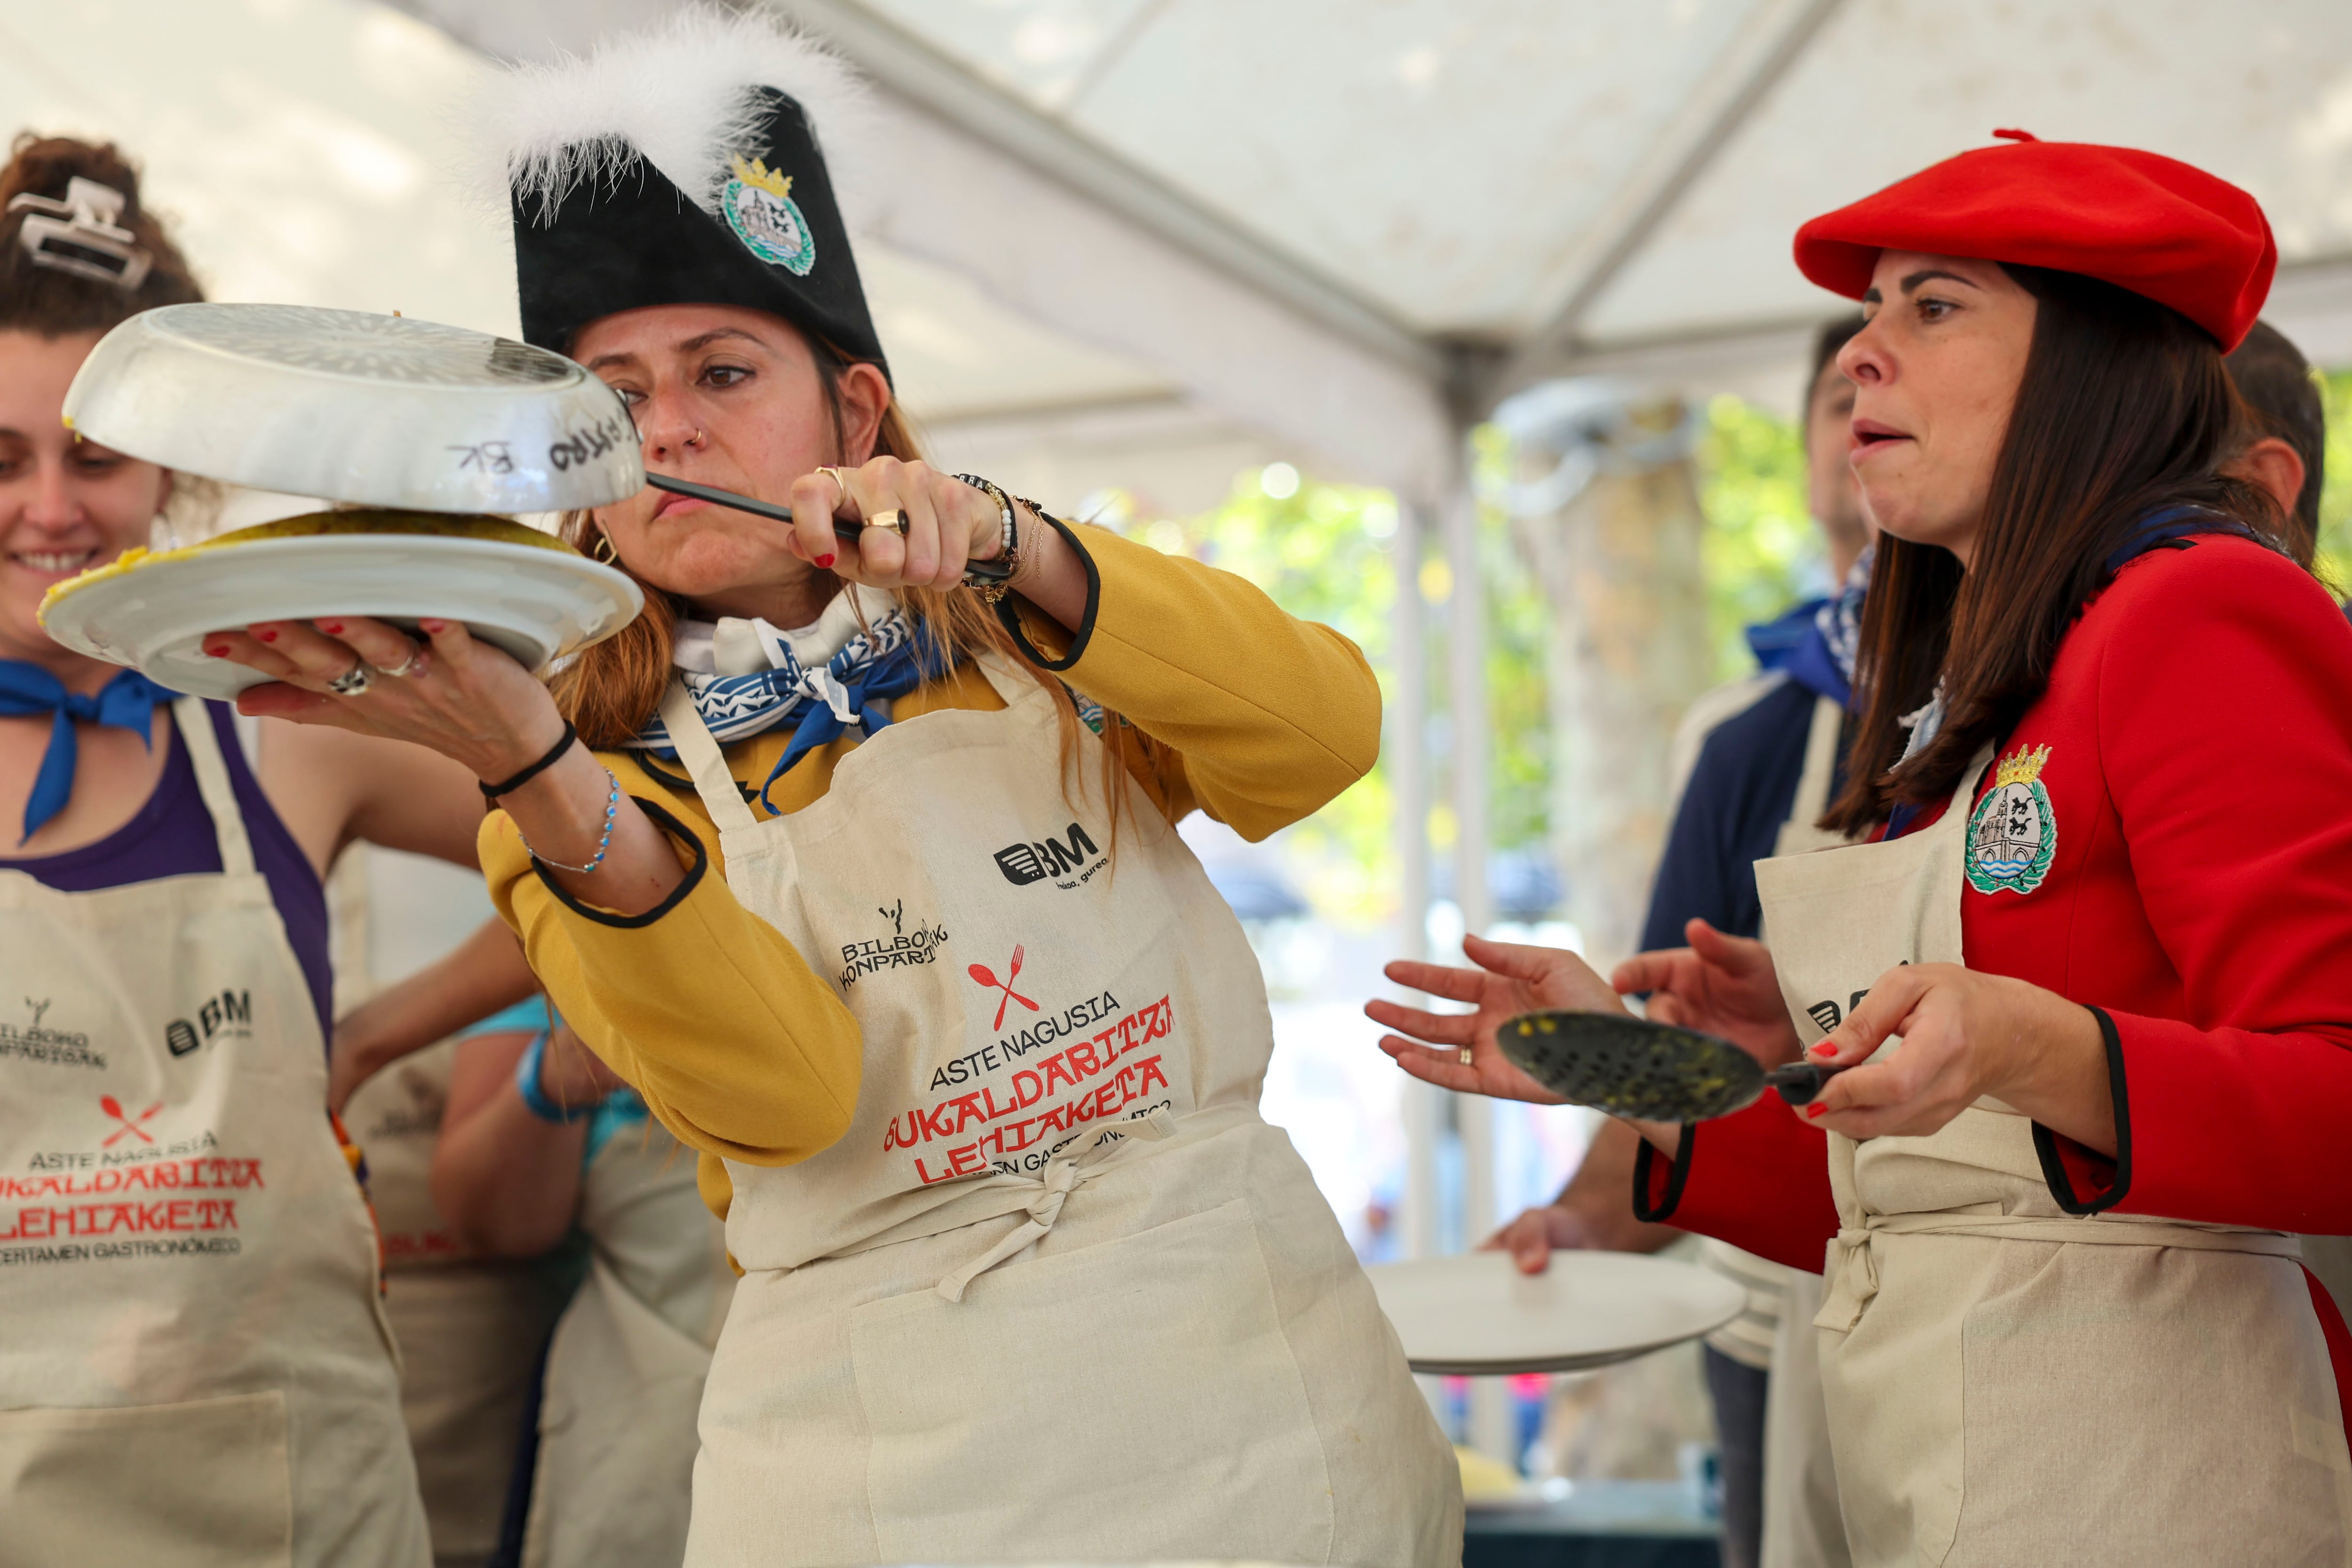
[593,533,618,564]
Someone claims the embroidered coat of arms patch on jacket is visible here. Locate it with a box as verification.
[1967,744,2056,895]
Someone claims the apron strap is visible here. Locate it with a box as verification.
[973,649,1047,712]
[173,697,257,879]
[933,1105,1176,1303]
[1818,1209,2303,1331]
[1792,694,1844,823]
[657,681,760,835]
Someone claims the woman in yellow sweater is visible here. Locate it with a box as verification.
[207,14,1458,1567]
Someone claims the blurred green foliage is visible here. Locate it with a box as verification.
[1081,472,1404,923]
[1089,393,1831,925]
[2309,369,2352,595]
[1693,394,1826,681]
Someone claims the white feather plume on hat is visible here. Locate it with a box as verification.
[467,5,875,227]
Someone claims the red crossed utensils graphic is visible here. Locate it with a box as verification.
[100,1094,163,1147]
[968,944,1040,1031]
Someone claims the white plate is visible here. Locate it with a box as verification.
[1365,1249,1744,1376]
[40,532,643,699]
[63,303,644,513]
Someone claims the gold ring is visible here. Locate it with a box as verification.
[817,466,852,508]
[866,510,905,534]
[1458,1048,1475,1067]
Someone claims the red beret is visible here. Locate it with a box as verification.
[1793,131,2275,350]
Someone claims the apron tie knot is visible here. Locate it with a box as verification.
[934,1107,1176,1303]
[1816,1224,1881,1332]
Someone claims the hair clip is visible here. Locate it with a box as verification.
[7,177,152,290]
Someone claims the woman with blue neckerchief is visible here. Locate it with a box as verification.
[204,14,1456,1566]
[430,996,731,1568]
[0,133,471,1566]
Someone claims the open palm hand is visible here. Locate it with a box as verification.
[1365,933,1631,1105]
[1609,918,1801,1066]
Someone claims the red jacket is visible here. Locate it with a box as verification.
[1637,537,2352,1382]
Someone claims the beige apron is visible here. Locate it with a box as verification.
[350,1039,559,1568]
[1753,748,2352,1567]
[658,654,1458,1568]
[522,1109,732,1568]
[0,697,430,1568]
[1755,691,1850,1568]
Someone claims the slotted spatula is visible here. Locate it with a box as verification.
[1496,1010,1840,1123]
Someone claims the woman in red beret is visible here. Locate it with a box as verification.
[1372,133,2352,1565]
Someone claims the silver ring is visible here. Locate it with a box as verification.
[378,642,426,679]
[326,663,373,697]
[1458,1048,1475,1067]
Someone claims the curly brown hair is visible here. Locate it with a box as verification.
[0,133,202,335]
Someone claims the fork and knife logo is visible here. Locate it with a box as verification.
[967,944,1041,1031]
[100,1094,163,1147]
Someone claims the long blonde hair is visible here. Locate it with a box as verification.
[550,338,1155,831]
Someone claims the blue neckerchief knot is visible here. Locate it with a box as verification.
[625,606,957,813]
[1780,543,1875,710]
[0,662,181,844]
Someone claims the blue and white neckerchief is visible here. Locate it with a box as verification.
[626,588,958,813]
[1816,543,1873,692]
[1781,544,1874,709]
[0,662,179,844]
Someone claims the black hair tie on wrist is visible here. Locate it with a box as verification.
[479,720,579,800]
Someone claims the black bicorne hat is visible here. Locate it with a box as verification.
[487,10,887,378]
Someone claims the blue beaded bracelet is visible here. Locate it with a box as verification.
[516,767,620,876]
[515,1029,593,1124]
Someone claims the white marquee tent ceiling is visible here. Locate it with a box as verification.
[4,0,2351,508]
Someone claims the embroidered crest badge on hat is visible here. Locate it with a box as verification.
[1793,130,2275,351]
[722,155,818,277]
[479,9,886,377]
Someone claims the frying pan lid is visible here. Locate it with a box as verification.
[62,302,644,514]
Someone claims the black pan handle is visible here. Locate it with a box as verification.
[1764,1061,1846,1106]
[642,473,1017,583]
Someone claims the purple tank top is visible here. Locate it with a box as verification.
[0,701,334,1042]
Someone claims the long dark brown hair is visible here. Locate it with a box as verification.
[550,328,1160,831]
[1823,265,2284,834]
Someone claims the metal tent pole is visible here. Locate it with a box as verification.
[1393,500,1440,1267]
[1444,465,1515,1471]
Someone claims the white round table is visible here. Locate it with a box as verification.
[1365,1249,1744,1375]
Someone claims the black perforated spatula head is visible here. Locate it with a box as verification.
[1496,1011,1838,1123]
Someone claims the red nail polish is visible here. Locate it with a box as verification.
[257,628,278,643]
[1805,1104,1826,1120]
[419,619,446,634]
[815,553,836,569]
[317,620,343,634]
[205,645,228,658]
[1811,1041,1836,1058]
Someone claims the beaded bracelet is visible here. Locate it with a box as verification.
[515,1029,593,1124]
[516,767,620,875]
[953,473,1019,596]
